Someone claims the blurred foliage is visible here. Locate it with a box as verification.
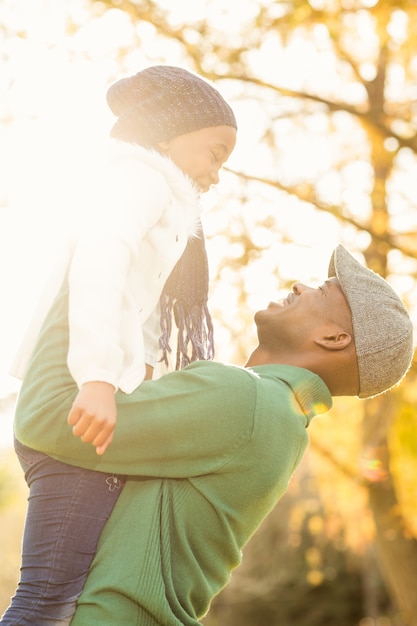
[0,450,27,615]
[389,378,417,537]
[0,460,14,510]
[0,394,17,508]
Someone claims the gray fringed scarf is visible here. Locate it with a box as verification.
[159,225,214,370]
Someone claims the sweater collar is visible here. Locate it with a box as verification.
[249,364,332,425]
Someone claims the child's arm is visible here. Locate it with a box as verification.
[67,367,152,454]
[67,381,117,455]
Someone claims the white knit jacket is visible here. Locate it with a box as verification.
[12,140,202,393]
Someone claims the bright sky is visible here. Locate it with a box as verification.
[0,0,415,448]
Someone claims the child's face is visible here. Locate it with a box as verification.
[158,125,236,193]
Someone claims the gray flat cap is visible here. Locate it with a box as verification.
[328,245,414,399]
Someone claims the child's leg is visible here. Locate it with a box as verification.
[0,440,125,626]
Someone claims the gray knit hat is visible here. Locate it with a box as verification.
[328,245,414,399]
[106,65,237,147]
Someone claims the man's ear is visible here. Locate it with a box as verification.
[314,330,352,351]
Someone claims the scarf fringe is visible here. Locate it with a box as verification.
[158,224,214,370]
[159,295,214,370]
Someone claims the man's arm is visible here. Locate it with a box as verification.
[51,362,259,478]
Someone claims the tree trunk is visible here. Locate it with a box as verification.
[362,394,417,625]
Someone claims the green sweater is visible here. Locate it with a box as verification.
[14,280,332,625]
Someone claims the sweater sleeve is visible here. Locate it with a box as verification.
[49,362,259,478]
[67,155,170,390]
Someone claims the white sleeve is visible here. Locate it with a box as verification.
[67,155,170,390]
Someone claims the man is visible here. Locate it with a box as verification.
[15,246,415,625]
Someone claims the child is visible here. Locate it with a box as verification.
[1,65,237,625]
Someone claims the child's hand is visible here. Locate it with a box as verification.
[67,381,117,455]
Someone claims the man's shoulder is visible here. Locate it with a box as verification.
[184,360,257,380]
[182,361,292,392]
[184,361,313,382]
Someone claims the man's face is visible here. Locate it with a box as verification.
[255,277,353,352]
[158,125,236,193]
